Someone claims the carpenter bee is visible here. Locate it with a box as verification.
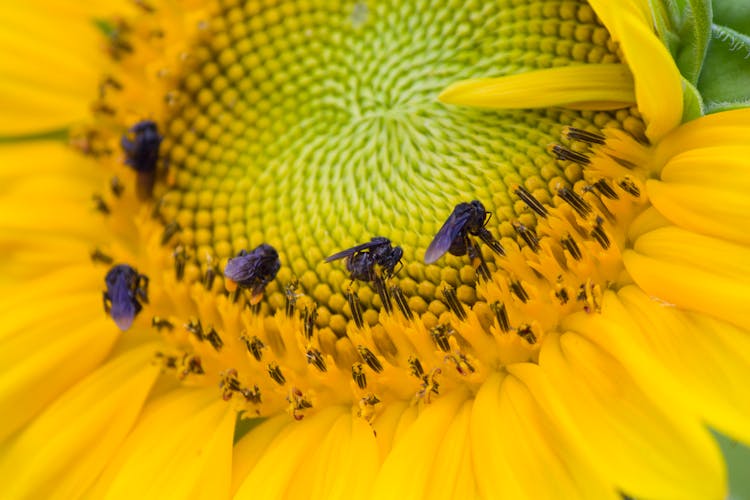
[224,243,281,303]
[424,200,504,264]
[325,236,403,282]
[103,264,149,331]
[121,120,162,199]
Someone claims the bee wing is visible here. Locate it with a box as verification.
[109,285,137,331]
[324,237,389,262]
[424,207,472,264]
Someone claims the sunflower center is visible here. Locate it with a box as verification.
[153,0,627,334]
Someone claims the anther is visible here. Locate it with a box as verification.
[132,0,155,12]
[151,316,174,331]
[92,194,110,214]
[618,178,641,197]
[287,388,313,421]
[514,185,549,218]
[357,346,383,373]
[352,362,367,389]
[306,348,327,372]
[561,234,583,261]
[303,306,317,340]
[203,256,218,290]
[391,285,414,320]
[557,186,592,218]
[161,221,181,246]
[373,275,393,315]
[347,288,365,329]
[285,280,299,318]
[490,301,510,332]
[173,245,187,280]
[444,352,475,375]
[205,327,223,351]
[408,356,425,378]
[242,385,262,404]
[517,325,537,344]
[90,248,113,265]
[241,334,265,361]
[267,363,286,385]
[549,144,591,165]
[430,324,452,352]
[155,352,178,370]
[180,354,204,379]
[441,285,467,321]
[417,368,441,404]
[509,280,529,303]
[591,179,619,200]
[562,126,606,145]
[512,222,540,252]
[219,369,242,400]
[590,217,610,249]
[186,318,204,341]
[110,176,124,197]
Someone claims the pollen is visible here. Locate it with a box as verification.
[80,0,651,425]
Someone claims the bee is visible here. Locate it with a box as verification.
[224,243,281,304]
[121,120,162,199]
[103,264,149,331]
[325,236,403,282]
[424,200,504,264]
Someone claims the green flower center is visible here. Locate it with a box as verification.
[158,0,623,334]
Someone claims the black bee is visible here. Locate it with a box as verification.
[325,236,403,282]
[424,200,504,264]
[121,120,162,199]
[224,243,281,303]
[103,264,149,331]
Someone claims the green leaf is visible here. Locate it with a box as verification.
[696,23,750,113]
[674,0,713,84]
[681,77,705,121]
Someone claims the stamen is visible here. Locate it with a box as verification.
[161,221,181,245]
[513,222,541,252]
[267,363,286,386]
[391,285,414,321]
[441,285,467,321]
[287,388,313,421]
[180,354,204,379]
[557,186,592,218]
[205,327,223,351]
[562,126,606,145]
[151,316,174,331]
[430,324,452,352]
[109,176,124,197]
[358,346,384,373]
[549,144,591,165]
[408,356,425,378]
[417,368,441,404]
[173,245,187,280]
[490,301,510,332]
[306,348,327,372]
[468,240,491,282]
[90,248,113,265]
[514,185,549,218]
[618,178,641,197]
[517,325,537,344]
[241,334,265,361]
[352,363,367,389]
[285,280,299,318]
[303,306,317,340]
[242,386,262,405]
[590,217,611,249]
[347,289,365,329]
[591,178,619,200]
[373,275,393,315]
[561,235,583,261]
[92,194,110,214]
[510,281,529,303]
[186,318,204,341]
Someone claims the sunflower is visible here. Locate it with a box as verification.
[2,0,749,498]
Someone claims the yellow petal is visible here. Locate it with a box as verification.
[0,288,118,442]
[623,225,750,330]
[618,286,750,445]
[540,325,726,499]
[233,407,344,499]
[286,412,380,500]
[470,371,617,499]
[587,0,682,141]
[438,64,635,110]
[89,388,235,499]
[231,415,290,496]
[0,344,158,499]
[372,389,468,500]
